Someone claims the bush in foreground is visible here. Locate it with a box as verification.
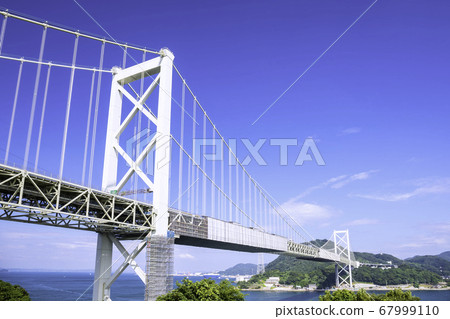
[157,278,245,301]
[0,280,31,301]
[319,288,420,301]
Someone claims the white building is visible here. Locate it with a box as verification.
[235,275,252,282]
[265,277,280,286]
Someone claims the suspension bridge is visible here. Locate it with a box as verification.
[0,9,358,301]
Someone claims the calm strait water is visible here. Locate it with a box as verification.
[1,271,449,301]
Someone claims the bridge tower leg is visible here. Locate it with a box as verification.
[92,54,124,301]
[145,47,174,300]
[93,48,175,301]
[93,233,113,301]
[333,230,353,288]
[257,253,265,274]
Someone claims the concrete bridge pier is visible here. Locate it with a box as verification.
[92,233,113,301]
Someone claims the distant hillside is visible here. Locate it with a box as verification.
[354,252,404,265]
[234,243,449,289]
[406,255,450,277]
[353,264,441,286]
[227,240,450,290]
[437,251,450,262]
[309,239,329,247]
[265,254,329,273]
[265,242,407,274]
[219,263,257,276]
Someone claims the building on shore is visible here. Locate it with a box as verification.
[265,277,280,287]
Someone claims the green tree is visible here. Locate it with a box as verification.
[156,278,245,301]
[319,289,357,301]
[236,281,251,289]
[380,289,420,301]
[355,289,373,301]
[319,288,420,301]
[0,280,31,301]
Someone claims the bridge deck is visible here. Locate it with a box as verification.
[0,164,154,237]
[0,164,356,266]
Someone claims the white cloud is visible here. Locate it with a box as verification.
[331,170,378,189]
[178,253,195,259]
[53,241,96,250]
[353,178,450,202]
[407,157,423,164]
[295,175,347,199]
[0,232,36,240]
[281,200,334,223]
[354,193,411,201]
[340,127,361,135]
[391,231,450,258]
[345,219,378,226]
[431,223,450,233]
[293,170,377,200]
[0,231,97,250]
[399,236,448,249]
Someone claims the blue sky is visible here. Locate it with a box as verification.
[0,0,449,274]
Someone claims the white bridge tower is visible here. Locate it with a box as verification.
[333,230,353,288]
[93,48,174,301]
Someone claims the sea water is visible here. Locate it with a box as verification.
[1,271,449,301]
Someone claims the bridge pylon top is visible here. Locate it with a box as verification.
[159,48,174,60]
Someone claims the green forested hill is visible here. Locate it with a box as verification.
[265,254,328,273]
[353,264,441,286]
[437,251,450,262]
[234,245,448,289]
[242,260,336,289]
[219,263,257,276]
[354,252,404,265]
[406,255,450,277]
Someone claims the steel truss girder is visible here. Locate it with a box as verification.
[168,209,207,238]
[286,241,320,258]
[0,164,155,236]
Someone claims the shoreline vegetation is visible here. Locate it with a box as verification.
[230,246,450,293]
[0,280,30,301]
[240,285,450,292]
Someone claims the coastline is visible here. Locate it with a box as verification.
[241,286,450,292]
